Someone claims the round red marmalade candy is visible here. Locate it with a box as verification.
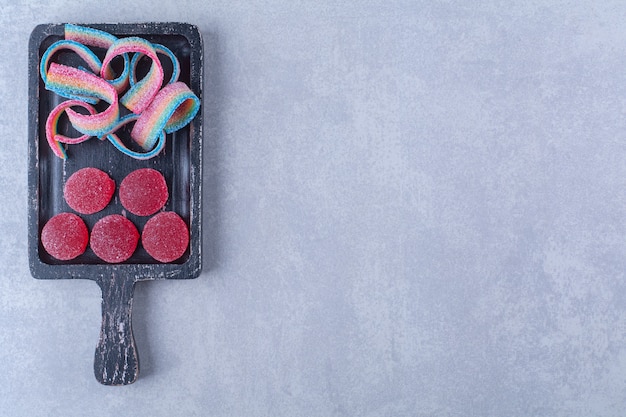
[142,212,189,263]
[90,215,139,263]
[41,213,88,260]
[119,168,168,216]
[64,167,115,214]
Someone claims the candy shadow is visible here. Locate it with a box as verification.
[200,29,224,273]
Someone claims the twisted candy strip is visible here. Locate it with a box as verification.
[64,23,130,93]
[106,115,167,160]
[40,25,200,160]
[101,37,163,114]
[130,43,180,87]
[65,23,117,49]
[47,63,120,138]
[131,82,199,150]
[40,40,102,104]
[46,100,97,159]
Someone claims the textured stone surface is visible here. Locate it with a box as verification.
[3,1,626,415]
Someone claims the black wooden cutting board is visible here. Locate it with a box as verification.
[28,22,203,385]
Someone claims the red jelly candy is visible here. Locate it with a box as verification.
[41,213,88,260]
[119,168,168,216]
[64,167,115,214]
[142,212,189,263]
[90,214,139,263]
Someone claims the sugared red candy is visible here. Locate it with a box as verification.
[119,168,168,216]
[64,167,115,214]
[142,212,189,262]
[90,215,139,263]
[41,213,89,260]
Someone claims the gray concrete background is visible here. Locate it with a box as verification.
[2,1,626,416]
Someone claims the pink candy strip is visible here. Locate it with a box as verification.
[130,43,180,87]
[64,24,130,93]
[40,39,101,78]
[65,23,117,49]
[47,63,120,137]
[40,25,200,160]
[106,115,167,160]
[45,100,97,159]
[101,37,163,114]
[131,82,200,150]
[40,40,102,104]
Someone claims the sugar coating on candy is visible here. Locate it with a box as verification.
[119,168,168,216]
[142,212,189,263]
[131,81,200,150]
[64,167,115,214]
[102,37,163,114]
[90,215,139,263]
[40,25,201,160]
[50,63,120,138]
[64,24,130,92]
[46,99,97,159]
[41,213,88,260]
[105,114,166,160]
[40,40,102,91]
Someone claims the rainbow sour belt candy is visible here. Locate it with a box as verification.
[106,115,166,160]
[46,100,97,159]
[46,62,120,138]
[130,43,180,87]
[101,37,163,114]
[40,40,102,104]
[39,24,200,160]
[64,23,130,93]
[131,82,200,150]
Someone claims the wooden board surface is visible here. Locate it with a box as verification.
[27,23,203,385]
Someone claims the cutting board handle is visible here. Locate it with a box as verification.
[94,275,139,385]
